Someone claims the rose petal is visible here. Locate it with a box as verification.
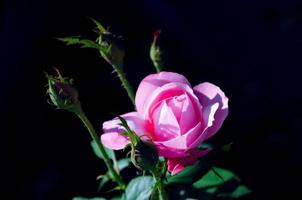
[102,112,148,139]
[167,159,185,175]
[154,143,188,158]
[167,94,186,122]
[144,82,198,120]
[156,122,202,150]
[167,149,210,175]
[101,132,130,150]
[178,93,199,134]
[188,102,219,148]
[152,100,180,141]
[101,112,149,150]
[183,122,203,147]
[193,82,229,140]
[136,72,190,116]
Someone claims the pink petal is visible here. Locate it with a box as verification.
[101,112,149,150]
[167,94,186,122]
[189,102,219,148]
[135,72,190,116]
[102,112,148,139]
[144,82,196,120]
[101,132,130,150]
[183,122,203,147]
[152,100,180,141]
[167,159,185,175]
[167,149,210,175]
[193,82,229,140]
[154,143,188,158]
[156,122,202,150]
[178,93,199,134]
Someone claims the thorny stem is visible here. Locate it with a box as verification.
[76,111,125,189]
[151,168,168,200]
[113,64,135,106]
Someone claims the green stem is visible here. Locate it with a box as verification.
[157,178,168,200]
[151,170,168,200]
[113,64,135,106]
[76,111,125,189]
[153,62,162,73]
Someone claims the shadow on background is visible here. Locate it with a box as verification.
[1,0,302,199]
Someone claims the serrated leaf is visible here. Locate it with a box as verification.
[116,116,139,145]
[89,18,106,33]
[230,185,251,198]
[111,196,124,200]
[90,141,115,161]
[165,183,214,200]
[193,167,239,189]
[58,37,101,50]
[211,167,224,182]
[117,158,131,171]
[125,176,155,200]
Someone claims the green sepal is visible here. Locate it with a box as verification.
[57,36,103,50]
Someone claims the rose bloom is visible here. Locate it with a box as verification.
[101,72,229,175]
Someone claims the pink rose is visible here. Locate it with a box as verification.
[101,72,229,175]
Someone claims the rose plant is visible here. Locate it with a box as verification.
[47,19,251,200]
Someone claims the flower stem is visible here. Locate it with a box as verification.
[153,62,162,73]
[76,111,125,189]
[157,178,168,200]
[151,169,168,200]
[113,64,135,106]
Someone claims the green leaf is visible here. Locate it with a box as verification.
[230,185,251,198]
[166,160,211,185]
[58,36,101,50]
[125,176,155,200]
[117,158,131,171]
[193,167,239,189]
[91,141,115,161]
[111,196,124,200]
[97,174,110,192]
[198,142,213,150]
[116,116,139,145]
[89,18,106,32]
[72,197,106,200]
[221,142,233,152]
[165,184,215,200]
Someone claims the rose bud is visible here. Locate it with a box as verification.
[97,31,125,67]
[131,140,159,171]
[150,30,164,72]
[46,68,81,113]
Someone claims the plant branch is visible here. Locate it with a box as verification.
[151,168,168,200]
[113,64,135,105]
[76,111,125,189]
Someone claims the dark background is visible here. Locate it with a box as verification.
[1,0,302,199]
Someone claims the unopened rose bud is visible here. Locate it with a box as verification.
[150,30,164,72]
[131,141,159,171]
[98,31,125,67]
[46,68,81,113]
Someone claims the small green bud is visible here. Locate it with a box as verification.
[131,141,159,171]
[98,31,125,67]
[150,30,164,72]
[46,68,81,113]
